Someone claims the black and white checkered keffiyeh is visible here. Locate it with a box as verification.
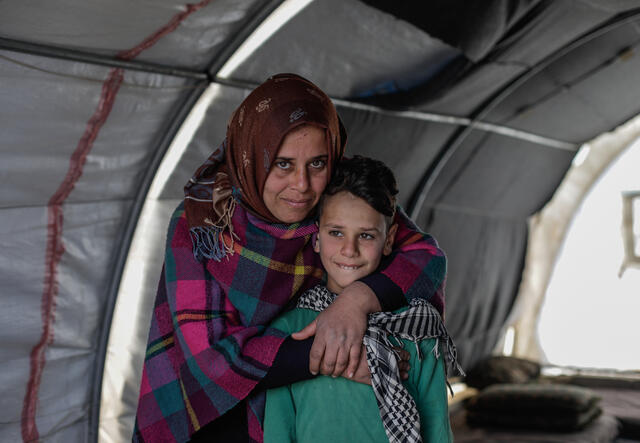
[297,285,464,443]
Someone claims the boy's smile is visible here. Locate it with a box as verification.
[315,191,397,294]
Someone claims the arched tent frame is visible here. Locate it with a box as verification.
[2,1,640,442]
[505,113,640,362]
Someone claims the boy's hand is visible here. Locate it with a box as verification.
[291,281,380,378]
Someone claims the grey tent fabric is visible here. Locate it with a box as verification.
[0,0,264,70]
[0,51,192,442]
[2,1,640,442]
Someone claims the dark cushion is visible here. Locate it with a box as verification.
[464,356,541,389]
[466,383,600,414]
[466,404,602,431]
[465,383,603,431]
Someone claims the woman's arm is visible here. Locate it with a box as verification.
[134,207,294,442]
[361,206,447,314]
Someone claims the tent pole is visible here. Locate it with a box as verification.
[0,37,207,80]
[212,76,578,151]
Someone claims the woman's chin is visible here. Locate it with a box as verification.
[273,207,313,224]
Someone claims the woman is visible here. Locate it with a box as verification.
[133,74,447,443]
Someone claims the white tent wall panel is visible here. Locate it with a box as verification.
[101,199,179,443]
[419,3,631,117]
[227,0,461,99]
[0,0,262,70]
[334,105,460,207]
[432,135,576,217]
[422,207,529,366]
[420,62,527,116]
[157,84,249,200]
[0,48,196,440]
[490,0,613,66]
[485,27,640,144]
[66,75,192,202]
[0,52,190,205]
[0,198,130,440]
[0,51,122,207]
[0,207,47,442]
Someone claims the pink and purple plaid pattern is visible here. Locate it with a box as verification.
[133,203,446,442]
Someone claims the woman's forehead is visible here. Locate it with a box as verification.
[276,125,328,157]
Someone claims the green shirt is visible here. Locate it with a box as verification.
[263,307,453,443]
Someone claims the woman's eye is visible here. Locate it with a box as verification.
[310,159,326,169]
[275,160,291,170]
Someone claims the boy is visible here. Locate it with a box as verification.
[264,156,460,443]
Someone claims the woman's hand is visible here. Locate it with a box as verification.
[395,347,411,380]
[344,346,411,385]
[346,345,371,385]
[292,281,380,378]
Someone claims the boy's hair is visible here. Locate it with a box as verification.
[319,155,399,226]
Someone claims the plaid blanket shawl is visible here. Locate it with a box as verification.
[133,203,446,443]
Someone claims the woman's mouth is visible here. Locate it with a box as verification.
[282,198,311,208]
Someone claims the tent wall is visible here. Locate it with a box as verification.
[0,50,193,441]
[2,1,640,442]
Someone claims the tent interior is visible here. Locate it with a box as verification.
[2,1,640,442]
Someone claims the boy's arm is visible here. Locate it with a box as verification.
[360,206,447,315]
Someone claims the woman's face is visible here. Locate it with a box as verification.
[262,125,329,223]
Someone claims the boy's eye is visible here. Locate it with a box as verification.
[310,159,326,169]
[328,230,343,237]
[360,233,375,240]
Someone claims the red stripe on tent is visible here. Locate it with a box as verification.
[21,1,213,441]
[21,68,125,443]
[118,0,213,60]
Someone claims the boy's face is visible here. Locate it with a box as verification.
[315,191,397,294]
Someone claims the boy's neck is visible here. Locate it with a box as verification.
[325,279,343,295]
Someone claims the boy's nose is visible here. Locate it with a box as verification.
[341,238,358,257]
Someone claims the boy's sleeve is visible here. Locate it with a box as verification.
[411,339,454,443]
[359,206,447,314]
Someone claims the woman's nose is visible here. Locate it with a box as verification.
[290,165,310,192]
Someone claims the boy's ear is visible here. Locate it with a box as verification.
[383,223,398,256]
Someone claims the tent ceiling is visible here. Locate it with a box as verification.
[2,1,640,442]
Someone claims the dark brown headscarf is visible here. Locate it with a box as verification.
[184,73,346,260]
